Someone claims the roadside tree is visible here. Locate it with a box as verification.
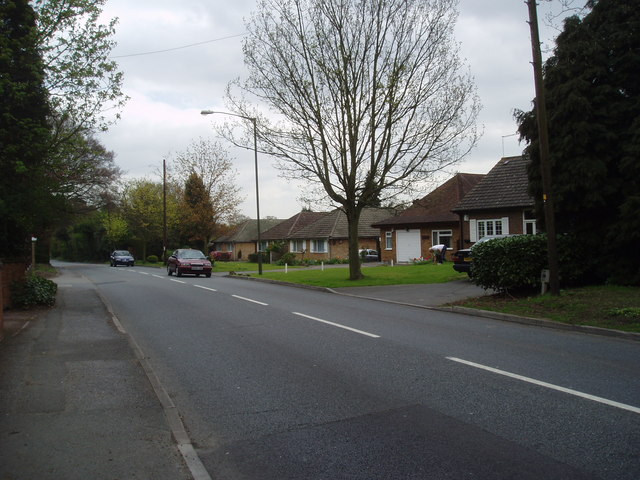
[180,172,216,251]
[0,0,53,257]
[517,0,640,284]
[224,0,480,279]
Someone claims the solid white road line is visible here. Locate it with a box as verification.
[292,312,380,338]
[194,285,217,292]
[232,295,268,306]
[447,357,640,415]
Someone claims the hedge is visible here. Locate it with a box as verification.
[471,234,591,293]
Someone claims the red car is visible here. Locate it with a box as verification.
[167,249,212,277]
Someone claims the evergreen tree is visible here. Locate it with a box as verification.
[181,173,215,251]
[0,0,53,258]
[517,0,640,284]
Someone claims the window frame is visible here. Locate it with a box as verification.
[310,238,328,253]
[290,239,305,253]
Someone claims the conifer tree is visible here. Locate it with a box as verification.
[517,0,640,284]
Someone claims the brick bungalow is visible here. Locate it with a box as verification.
[372,173,484,263]
[451,155,537,249]
[280,207,397,262]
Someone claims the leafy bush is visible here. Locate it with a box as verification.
[211,251,232,262]
[12,274,58,308]
[471,234,589,293]
[248,252,269,263]
[276,252,297,265]
[146,255,159,263]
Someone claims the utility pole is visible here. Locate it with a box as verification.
[526,0,560,295]
[163,159,167,263]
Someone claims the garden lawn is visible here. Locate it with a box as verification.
[249,263,466,288]
[451,285,640,333]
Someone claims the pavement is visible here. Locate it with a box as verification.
[0,268,193,480]
[1,264,636,480]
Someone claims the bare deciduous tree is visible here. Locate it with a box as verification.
[167,137,245,244]
[224,0,480,279]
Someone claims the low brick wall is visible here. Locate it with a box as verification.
[1,262,27,310]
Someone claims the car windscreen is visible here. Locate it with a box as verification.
[114,251,130,256]
[178,250,206,259]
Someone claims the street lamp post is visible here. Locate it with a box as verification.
[200,110,262,275]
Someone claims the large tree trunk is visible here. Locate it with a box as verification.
[346,208,363,280]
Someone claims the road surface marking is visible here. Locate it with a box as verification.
[446,357,640,415]
[170,279,186,284]
[292,312,380,338]
[232,295,268,306]
[152,274,164,279]
[139,272,150,275]
[194,285,217,292]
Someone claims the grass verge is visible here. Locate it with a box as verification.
[248,263,466,288]
[450,285,640,333]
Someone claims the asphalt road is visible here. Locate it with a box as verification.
[74,262,640,479]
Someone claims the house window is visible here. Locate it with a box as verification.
[290,239,305,253]
[258,240,269,252]
[385,231,393,250]
[432,230,452,248]
[477,219,503,239]
[524,210,537,235]
[310,239,327,253]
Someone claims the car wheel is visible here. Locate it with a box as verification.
[176,268,182,277]
[206,273,211,278]
[167,265,172,276]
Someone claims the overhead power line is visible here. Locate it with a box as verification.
[110,32,247,59]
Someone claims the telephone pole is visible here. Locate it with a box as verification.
[526,0,560,295]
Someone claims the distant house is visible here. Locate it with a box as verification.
[451,155,537,249]
[211,218,284,260]
[267,208,397,261]
[372,173,484,263]
[260,211,328,246]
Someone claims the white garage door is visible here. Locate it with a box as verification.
[396,229,421,262]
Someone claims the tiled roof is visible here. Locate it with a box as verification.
[452,156,533,212]
[216,218,284,242]
[372,173,485,227]
[260,211,328,240]
[290,207,397,239]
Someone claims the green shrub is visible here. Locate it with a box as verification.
[248,252,269,264]
[146,255,159,263]
[471,234,589,293]
[276,252,297,265]
[12,274,58,308]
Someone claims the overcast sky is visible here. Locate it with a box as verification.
[97,0,567,220]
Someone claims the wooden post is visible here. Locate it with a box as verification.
[526,0,560,295]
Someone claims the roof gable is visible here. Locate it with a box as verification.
[260,211,328,240]
[290,207,397,239]
[373,173,485,227]
[216,218,284,242]
[452,156,533,212]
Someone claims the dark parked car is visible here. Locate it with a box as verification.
[167,249,212,277]
[110,250,134,267]
[452,235,512,277]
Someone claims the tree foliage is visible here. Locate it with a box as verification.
[517,0,640,284]
[169,137,244,226]
[181,172,215,251]
[33,0,126,136]
[225,0,479,279]
[0,0,53,257]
